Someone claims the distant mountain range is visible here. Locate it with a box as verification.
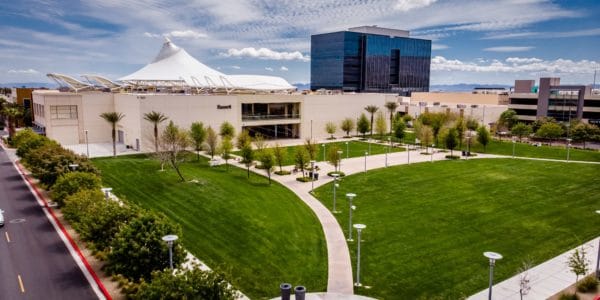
[0,82,56,88]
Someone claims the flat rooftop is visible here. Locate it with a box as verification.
[348,25,409,38]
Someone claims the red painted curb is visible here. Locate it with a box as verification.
[15,161,112,300]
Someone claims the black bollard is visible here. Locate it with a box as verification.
[294,286,306,300]
[280,283,292,300]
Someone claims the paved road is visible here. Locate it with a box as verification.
[0,147,98,300]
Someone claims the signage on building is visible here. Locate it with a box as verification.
[217,105,231,109]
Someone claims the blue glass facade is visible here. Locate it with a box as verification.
[311,31,431,95]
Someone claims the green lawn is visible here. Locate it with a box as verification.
[235,140,405,166]
[314,159,600,299]
[468,139,600,162]
[93,154,327,299]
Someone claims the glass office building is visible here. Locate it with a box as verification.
[311,27,431,95]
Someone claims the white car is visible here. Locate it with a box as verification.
[0,209,4,226]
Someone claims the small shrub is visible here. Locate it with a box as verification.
[51,172,102,205]
[296,177,313,182]
[327,171,346,177]
[274,170,291,175]
[558,293,579,300]
[576,275,598,293]
[445,155,460,160]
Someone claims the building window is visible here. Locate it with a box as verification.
[50,105,78,119]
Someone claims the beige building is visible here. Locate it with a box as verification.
[32,90,398,152]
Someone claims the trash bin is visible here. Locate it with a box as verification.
[280,283,292,300]
[314,173,319,180]
[462,150,466,156]
[294,286,306,300]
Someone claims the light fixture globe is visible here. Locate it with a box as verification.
[162,234,179,242]
[484,251,503,261]
[353,224,366,230]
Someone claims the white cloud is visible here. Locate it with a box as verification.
[280,66,289,71]
[484,46,534,52]
[431,56,600,74]
[483,28,600,40]
[220,47,310,62]
[432,44,448,50]
[265,67,273,71]
[8,68,39,74]
[168,30,208,39]
[395,0,437,12]
[143,32,161,38]
[230,65,241,69]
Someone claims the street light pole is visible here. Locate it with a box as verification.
[512,137,516,158]
[353,224,367,287]
[346,193,356,241]
[162,235,179,270]
[84,129,90,158]
[364,152,368,173]
[310,160,316,193]
[566,138,572,162]
[337,150,343,173]
[332,174,340,213]
[407,141,410,165]
[484,252,503,300]
[346,142,349,159]
[431,144,435,163]
[595,210,600,279]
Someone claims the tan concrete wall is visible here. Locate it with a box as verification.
[411,92,502,105]
[80,93,114,144]
[33,92,82,145]
[302,94,396,140]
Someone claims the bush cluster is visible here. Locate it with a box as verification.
[576,275,598,293]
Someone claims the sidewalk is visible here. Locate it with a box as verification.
[469,237,599,300]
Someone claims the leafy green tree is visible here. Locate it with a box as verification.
[402,114,413,124]
[568,246,589,290]
[258,148,275,184]
[51,172,101,205]
[100,112,125,157]
[161,121,190,182]
[477,126,491,152]
[219,137,233,171]
[132,268,235,300]
[326,145,342,172]
[2,104,23,140]
[325,122,337,139]
[375,111,387,139]
[531,117,556,133]
[272,143,286,173]
[419,125,434,153]
[466,117,479,131]
[189,122,206,161]
[253,134,266,157]
[385,101,398,134]
[357,113,370,138]
[143,111,168,154]
[498,109,518,131]
[205,127,218,159]
[340,118,355,137]
[511,123,533,142]
[455,117,465,149]
[570,123,599,149]
[394,118,406,142]
[364,105,379,136]
[536,122,564,146]
[236,130,252,150]
[219,121,235,139]
[303,138,318,161]
[240,142,254,179]
[294,147,309,177]
[430,113,446,146]
[444,128,459,157]
[107,211,185,281]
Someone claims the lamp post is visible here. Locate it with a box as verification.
[353,224,367,287]
[406,141,410,165]
[322,144,326,161]
[68,163,79,171]
[566,138,572,162]
[101,187,113,201]
[467,134,471,159]
[345,141,349,159]
[364,152,368,174]
[162,234,179,270]
[337,150,343,173]
[346,193,356,241]
[484,251,503,300]
[368,139,371,155]
[596,210,600,279]
[431,144,435,163]
[512,137,516,158]
[310,160,316,193]
[84,129,90,158]
[332,174,340,213]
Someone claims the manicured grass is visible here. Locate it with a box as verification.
[93,154,327,299]
[314,159,600,299]
[235,140,405,167]
[467,139,600,162]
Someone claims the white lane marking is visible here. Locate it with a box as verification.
[5,231,10,243]
[17,274,25,293]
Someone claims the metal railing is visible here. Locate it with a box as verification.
[242,114,300,121]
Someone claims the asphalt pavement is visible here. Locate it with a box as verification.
[0,146,98,300]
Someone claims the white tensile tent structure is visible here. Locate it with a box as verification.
[119,38,296,93]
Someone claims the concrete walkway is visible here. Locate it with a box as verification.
[469,237,600,300]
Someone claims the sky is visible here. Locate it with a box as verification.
[1,0,599,86]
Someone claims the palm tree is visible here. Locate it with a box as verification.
[2,105,23,140]
[143,111,168,153]
[100,112,125,157]
[364,105,379,137]
[384,101,398,134]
